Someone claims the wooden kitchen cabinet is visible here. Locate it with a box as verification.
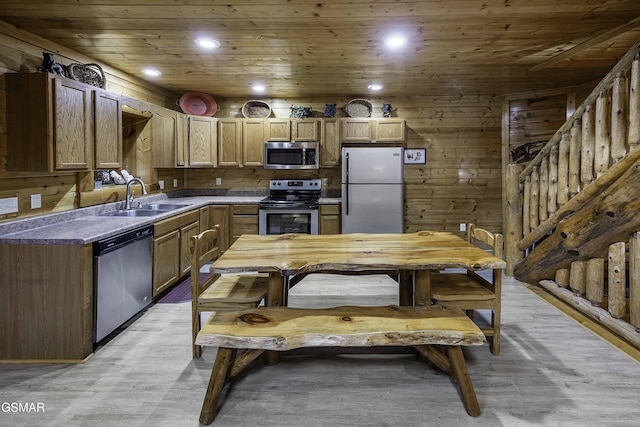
[320,118,340,167]
[319,204,341,234]
[242,120,265,166]
[151,106,181,168]
[340,118,405,142]
[187,115,217,167]
[0,243,93,361]
[94,88,123,169]
[292,119,320,141]
[6,72,93,172]
[231,204,259,243]
[153,209,199,296]
[217,119,243,167]
[209,205,231,252]
[265,118,291,141]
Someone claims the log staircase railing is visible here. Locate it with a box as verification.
[506,39,640,348]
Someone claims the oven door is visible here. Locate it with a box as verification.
[259,208,319,235]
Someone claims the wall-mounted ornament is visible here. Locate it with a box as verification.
[291,105,313,118]
[404,148,426,164]
[382,103,393,117]
[324,103,337,117]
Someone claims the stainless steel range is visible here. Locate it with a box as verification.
[259,179,321,235]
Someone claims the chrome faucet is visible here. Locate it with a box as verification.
[125,178,147,209]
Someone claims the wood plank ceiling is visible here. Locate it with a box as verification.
[1,1,640,98]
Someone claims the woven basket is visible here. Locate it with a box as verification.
[346,99,373,117]
[242,100,272,118]
[67,63,106,88]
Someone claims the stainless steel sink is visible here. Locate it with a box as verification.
[141,203,189,211]
[101,209,161,217]
[100,203,189,217]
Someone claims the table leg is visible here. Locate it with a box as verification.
[264,272,284,365]
[399,270,414,306]
[200,347,236,425]
[445,346,481,417]
[414,270,432,306]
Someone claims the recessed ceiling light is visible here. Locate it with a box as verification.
[252,84,266,93]
[385,35,407,48]
[368,84,384,91]
[141,68,162,77]
[195,38,221,49]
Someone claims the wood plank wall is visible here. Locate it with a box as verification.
[0,22,504,233]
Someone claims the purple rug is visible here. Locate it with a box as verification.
[157,273,212,304]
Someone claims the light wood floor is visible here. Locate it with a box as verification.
[1,273,639,426]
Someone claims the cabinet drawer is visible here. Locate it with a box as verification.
[154,209,199,236]
[320,204,340,215]
[232,204,259,215]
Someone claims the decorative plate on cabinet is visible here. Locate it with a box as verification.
[346,99,373,117]
[177,92,217,116]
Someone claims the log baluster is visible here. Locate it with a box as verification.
[569,260,586,296]
[555,268,570,288]
[523,174,531,236]
[568,119,582,197]
[611,72,628,164]
[581,104,596,188]
[556,135,568,207]
[586,258,605,307]
[607,242,626,319]
[529,166,540,230]
[629,56,640,149]
[630,232,640,329]
[595,91,611,178]
[539,156,549,221]
[548,145,559,214]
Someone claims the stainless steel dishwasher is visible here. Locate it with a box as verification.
[93,225,153,343]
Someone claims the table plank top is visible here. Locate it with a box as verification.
[211,231,506,276]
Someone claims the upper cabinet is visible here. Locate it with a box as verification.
[320,119,340,167]
[341,118,405,142]
[186,115,217,167]
[218,119,243,167]
[242,119,265,166]
[6,73,94,172]
[264,118,320,142]
[150,106,181,169]
[264,118,291,141]
[94,88,123,170]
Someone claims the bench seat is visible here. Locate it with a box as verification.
[196,305,486,424]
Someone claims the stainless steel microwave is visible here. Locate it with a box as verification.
[263,141,319,169]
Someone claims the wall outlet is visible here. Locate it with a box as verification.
[215,178,222,186]
[31,194,42,209]
[0,197,19,214]
[173,179,178,187]
[460,223,466,232]
[158,180,165,190]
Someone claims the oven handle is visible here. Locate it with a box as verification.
[345,152,349,215]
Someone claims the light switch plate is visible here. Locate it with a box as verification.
[460,223,466,232]
[173,179,178,187]
[215,178,222,186]
[158,180,165,190]
[0,197,19,214]
[31,194,42,209]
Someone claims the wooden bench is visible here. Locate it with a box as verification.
[195,305,486,424]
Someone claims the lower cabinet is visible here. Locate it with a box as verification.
[231,204,259,243]
[320,204,341,234]
[152,209,199,297]
[209,205,231,252]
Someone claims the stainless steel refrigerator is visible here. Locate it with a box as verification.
[341,146,404,233]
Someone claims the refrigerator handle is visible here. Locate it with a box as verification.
[345,152,349,215]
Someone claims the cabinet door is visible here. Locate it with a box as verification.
[341,118,372,141]
[210,205,231,252]
[292,119,319,141]
[151,107,178,168]
[153,230,180,297]
[265,118,291,141]
[231,204,259,243]
[94,89,122,169]
[242,120,265,166]
[320,119,340,167]
[374,119,405,142]
[180,221,200,277]
[319,204,341,234]
[53,77,93,169]
[188,116,217,167]
[218,119,243,166]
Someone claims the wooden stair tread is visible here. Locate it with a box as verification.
[196,305,486,351]
[199,273,268,304]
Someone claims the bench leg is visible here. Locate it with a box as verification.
[445,346,481,417]
[264,272,284,365]
[200,347,236,425]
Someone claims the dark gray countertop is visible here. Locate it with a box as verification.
[0,194,341,245]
